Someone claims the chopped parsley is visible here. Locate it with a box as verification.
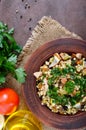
[64,80,75,94]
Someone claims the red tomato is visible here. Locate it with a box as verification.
[0,88,19,115]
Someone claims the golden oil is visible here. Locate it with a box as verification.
[4,110,42,130]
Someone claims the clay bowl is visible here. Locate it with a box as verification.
[22,38,86,129]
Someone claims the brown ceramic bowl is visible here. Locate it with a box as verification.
[22,38,86,130]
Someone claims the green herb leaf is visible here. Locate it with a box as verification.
[7,54,17,65]
[56,95,69,105]
[15,68,26,83]
[4,61,15,74]
[0,21,26,86]
[48,77,56,86]
[51,67,62,78]
[64,80,75,94]
[62,65,76,75]
[0,35,3,47]
[69,97,77,106]
[8,28,14,34]
[0,74,6,84]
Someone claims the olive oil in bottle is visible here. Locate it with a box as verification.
[4,110,42,130]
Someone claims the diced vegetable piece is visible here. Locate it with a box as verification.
[34,72,42,78]
[76,53,82,59]
[60,53,71,60]
[49,54,61,68]
[82,68,86,76]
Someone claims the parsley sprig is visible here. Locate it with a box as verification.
[0,22,26,86]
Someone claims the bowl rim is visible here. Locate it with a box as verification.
[22,38,86,129]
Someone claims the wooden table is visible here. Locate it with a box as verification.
[0,0,86,47]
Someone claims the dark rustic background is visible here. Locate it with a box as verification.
[0,0,86,46]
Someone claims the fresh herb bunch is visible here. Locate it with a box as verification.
[0,21,26,86]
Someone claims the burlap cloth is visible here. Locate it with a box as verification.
[6,16,82,130]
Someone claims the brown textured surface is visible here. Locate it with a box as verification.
[0,0,86,46]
